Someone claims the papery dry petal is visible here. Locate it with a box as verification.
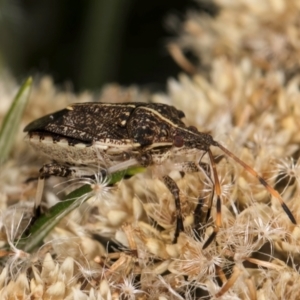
[15,272,30,294]
[145,238,170,259]
[80,237,106,261]
[0,267,8,289]
[41,253,57,283]
[58,256,74,284]
[150,260,171,275]
[30,279,44,299]
[65,287,89,300]
[107,210,129,226]
[98,279,112,298]
[45,281,66,299]
[165,243,181,258]
[133,196,144,220]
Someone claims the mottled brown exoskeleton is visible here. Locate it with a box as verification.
[24,102,296,248]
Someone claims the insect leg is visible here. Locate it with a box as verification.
[31,163,79,215]
[197,161,214,224]
[193,197,204,240]
[213,141,296,224]
[39,163,77,179]
[194,174,215,240]
[171,161,215,240]
[162,175,184,243]
[202,150,222,249]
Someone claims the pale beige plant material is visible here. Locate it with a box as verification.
[1,2,300,299]
[168,0,300,74]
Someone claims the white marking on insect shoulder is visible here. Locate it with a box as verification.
[142,107,200,137]
[141,107,179,127]
[71,103,137,109]
[99,103,136,108]
[66,105,74,110]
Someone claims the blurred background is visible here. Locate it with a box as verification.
[0,0,216,92]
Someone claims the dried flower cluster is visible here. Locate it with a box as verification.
[168,0,300,75]
[1,0,300,299]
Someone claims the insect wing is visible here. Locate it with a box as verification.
[24,103,138,143]
[24,109,69,133]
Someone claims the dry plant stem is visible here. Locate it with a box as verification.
[215,266,241,297]
[216,265,227,284]
[0,250,13,258]
[158,275,185,300]
[122,224,137,251]
[245,277,257,300]
[122,224,139,259]
[104,252,124,260]
[245,257,283,271]
[104,253,130,277]
[167,43,197,75]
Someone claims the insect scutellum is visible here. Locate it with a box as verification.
[24,102,297,248]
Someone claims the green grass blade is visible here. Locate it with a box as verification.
[0,77,32,163]
[17,166,145,253]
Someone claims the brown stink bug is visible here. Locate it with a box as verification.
[24,102,296,248]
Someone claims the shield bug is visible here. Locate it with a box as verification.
[24,102,297,248]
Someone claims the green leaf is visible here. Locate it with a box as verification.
[17,166,145,253]
[0,77,32,163]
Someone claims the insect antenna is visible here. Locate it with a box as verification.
[213,140,296,225]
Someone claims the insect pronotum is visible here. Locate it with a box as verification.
[24,102,296,248]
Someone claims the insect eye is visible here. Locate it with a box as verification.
[188,125,198,133]
[173,135,184,147]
